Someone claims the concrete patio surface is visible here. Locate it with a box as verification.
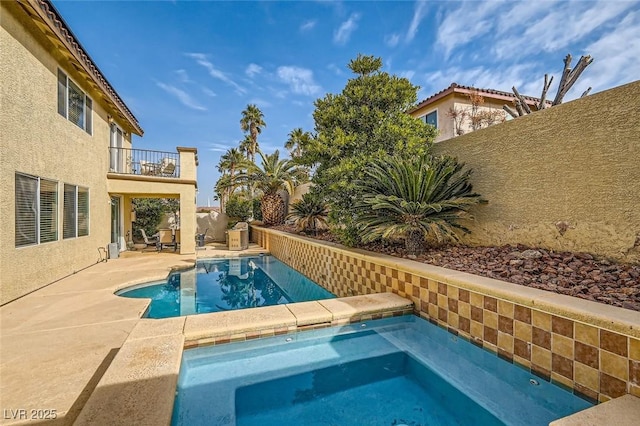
[0,243,266,425]
[3,241,639,426]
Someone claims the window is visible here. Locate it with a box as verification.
[57,69,92,134]
[63,184,90,239]
[15,173,58,247]
[423,110,438,128]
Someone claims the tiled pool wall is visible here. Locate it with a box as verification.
[252,226,640,404]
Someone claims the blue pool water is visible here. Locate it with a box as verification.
[117,256,334,318]
[173,316,592,426]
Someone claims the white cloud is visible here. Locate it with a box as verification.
[202,87,217,97]
[399,70,416,81]
[436,1,501,59]
[277,66,322,96]
[333,13,360,45]
[185,53,246,94]
[207,142,232,153]
[248,98,273,108]
[327,63,343,76]
[300,19,317,31]
[156,81,206,111]
[434,1,635,62]
[175,69,191,83]
[576,11,640,97]
[421,63,538,98]
[385,33,401,47]
[406,1,429,43]
[245,63,263,78]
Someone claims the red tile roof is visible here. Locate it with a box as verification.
[409,82,546,114]
[18,0,143,135]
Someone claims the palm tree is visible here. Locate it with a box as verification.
[219,148,246,179]
[240,104,265,163]
[354,154,483,255]
[285,128,311,158]
[215,148,247,211]
[238,135,254,161]
[287,193,328,234]
[239,150,303,225]
[214,173,232,212]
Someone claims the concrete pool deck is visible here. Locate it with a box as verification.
[0,244,412,425]
[1,243,639,425]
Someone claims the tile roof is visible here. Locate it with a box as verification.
[18,0,143,135]
[409,82,546,114]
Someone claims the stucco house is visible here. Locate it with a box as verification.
[0,0,198,305]
[409,83,546,142]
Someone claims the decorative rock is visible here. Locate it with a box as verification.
[520,249,543,259]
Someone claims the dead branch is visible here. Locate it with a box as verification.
[514,100,525,116]
[503,105,518,119]
[504,53,593,118]
[538,74,553,110]
[554,55,593,105]
[512,86,532,114]
[553,54,574,105]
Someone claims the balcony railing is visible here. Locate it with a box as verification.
[109,147,180,178]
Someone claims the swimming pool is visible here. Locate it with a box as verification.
[173,315,592,426]
[117,256,335,318]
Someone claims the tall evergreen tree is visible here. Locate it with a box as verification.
[300,54,437,245]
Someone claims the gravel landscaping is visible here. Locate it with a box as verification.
[271,226,640,312]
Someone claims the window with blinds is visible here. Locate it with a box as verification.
[63,184,77,239]
[15,173,58,247]
[63,184,90,239]
[57,69,92,135]
[40,179,58,243]
[78,187,89,237]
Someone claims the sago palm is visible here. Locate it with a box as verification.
[287,193,329,234]
[240,150,303,225]
[354,154,483,255]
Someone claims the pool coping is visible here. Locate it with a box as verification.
[74,293,414,425]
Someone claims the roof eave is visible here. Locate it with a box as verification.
[20,0,143,136]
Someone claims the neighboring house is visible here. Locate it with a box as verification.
[0,0,198,304]
[409,83,546,142]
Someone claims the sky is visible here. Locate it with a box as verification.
[52,0,640,206]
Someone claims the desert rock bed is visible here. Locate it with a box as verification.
[271,226,640,312]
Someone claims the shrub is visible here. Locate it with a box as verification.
[225,194,252,222]
[287,193,328,234]
[354,153,484,255]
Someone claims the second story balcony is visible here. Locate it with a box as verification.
[109,147,181,178]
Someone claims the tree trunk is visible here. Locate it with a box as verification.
[261,193,286,225]
[405,229,425,255]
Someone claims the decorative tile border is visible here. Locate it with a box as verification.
[253,226,640,403]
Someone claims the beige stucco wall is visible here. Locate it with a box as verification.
[106,178,197,254]
[412,96,456,142]
[412,93,509,142]
[432,80,640,263]
[0,3,129,304]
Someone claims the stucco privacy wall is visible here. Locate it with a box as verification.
[431,81,640,263]
[1,3,127,304]
[253,227,640,404]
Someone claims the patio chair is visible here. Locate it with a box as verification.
[159,158,176,177]
[139,229,158,247]
[157,229,180,252]
[139,160,158,176]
